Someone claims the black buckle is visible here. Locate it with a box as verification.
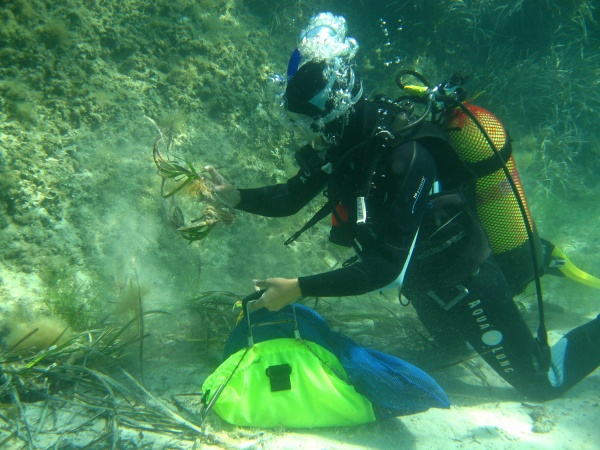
[266,364,292,392]
[427,284,469,310]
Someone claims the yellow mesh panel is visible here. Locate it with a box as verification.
[476,157,534,252]
[447,105,535,254]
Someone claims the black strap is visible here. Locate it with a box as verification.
[465,139,513,178]
[284,201,334,245]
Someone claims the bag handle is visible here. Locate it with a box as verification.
[241,290,302,346]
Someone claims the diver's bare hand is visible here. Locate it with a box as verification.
[252,278,301,311]
[204,165,241,207]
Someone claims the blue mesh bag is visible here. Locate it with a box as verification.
[221,300,450,420]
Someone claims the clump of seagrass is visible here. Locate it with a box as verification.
[0,321,232,449]
[186,291,243,345]
[147,116,234,243]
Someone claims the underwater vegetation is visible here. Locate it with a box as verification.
[0,320,234,448]
[185,291,241,345]
[380,0,600,196]
[0,0,285,327]
[150,118,235,242]
[0,2,295,444]
[0,0,599,446]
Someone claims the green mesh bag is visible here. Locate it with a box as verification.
[201,337,376,428]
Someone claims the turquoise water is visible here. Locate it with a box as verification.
[1,1,599,448]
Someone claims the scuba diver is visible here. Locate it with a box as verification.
[204,12,600,401]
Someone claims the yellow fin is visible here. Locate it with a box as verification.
[552,246,600,289]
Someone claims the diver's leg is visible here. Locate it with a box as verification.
[406,262,549,397]
[448,259,553,399]
[551,314,600,393]
[448,258,600,400]
[406,287,468,354]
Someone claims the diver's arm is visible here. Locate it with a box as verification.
[205,164,328,216]
[250,256,405,309]
[205,166,241,207]
[298,256,403,297]
[252,278,301,311]
[236,167,328,217]
[248,258,402,311]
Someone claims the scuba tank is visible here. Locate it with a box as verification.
[444,104,543,290]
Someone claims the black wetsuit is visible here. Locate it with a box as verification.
[236,98,600,401]
[238,100,438,296]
